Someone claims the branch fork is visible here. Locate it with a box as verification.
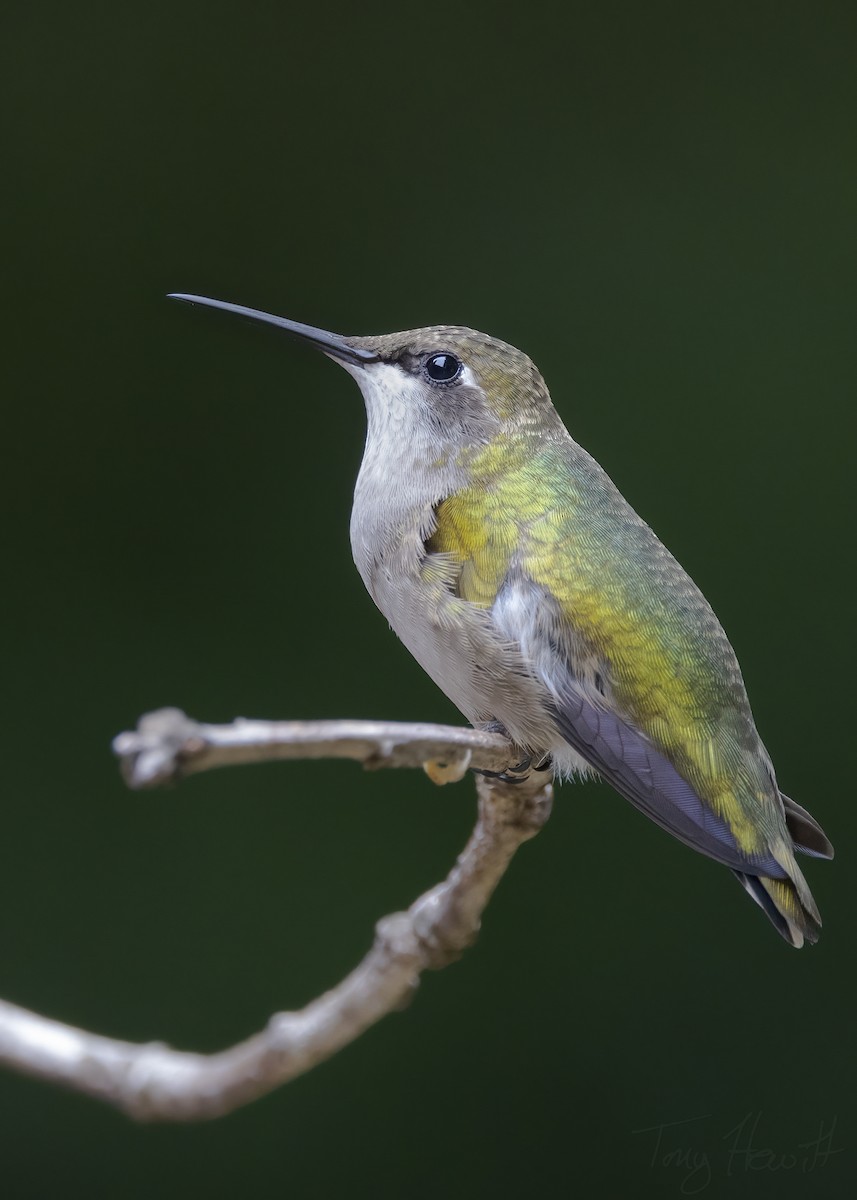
[0,709,552,1120]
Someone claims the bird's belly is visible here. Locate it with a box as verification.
[365,564,587,772]
[368,567,491,718]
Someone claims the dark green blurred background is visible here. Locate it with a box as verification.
[1,2,854,1196]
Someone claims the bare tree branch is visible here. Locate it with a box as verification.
[112,707,517,789]
[0,711,552,1121]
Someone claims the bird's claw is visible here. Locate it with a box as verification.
[475,723,552,784]
[476,752,552,785]
[477,764,529,785]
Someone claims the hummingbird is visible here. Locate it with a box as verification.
[170,293,833,947]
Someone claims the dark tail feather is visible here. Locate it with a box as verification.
[781,793,834,859]
[732,870,822,948]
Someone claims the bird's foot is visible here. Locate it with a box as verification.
[475,723,552,784]
[477,758,532,785]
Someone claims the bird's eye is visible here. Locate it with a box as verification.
[424,352,462,384]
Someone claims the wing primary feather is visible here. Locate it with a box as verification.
[549,683,785,876]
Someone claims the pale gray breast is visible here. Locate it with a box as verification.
[350,471,579,766]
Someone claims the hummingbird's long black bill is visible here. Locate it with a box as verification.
[168,293,379,366]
